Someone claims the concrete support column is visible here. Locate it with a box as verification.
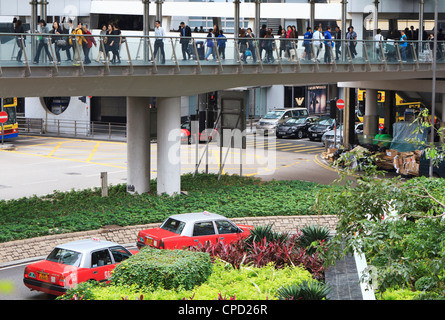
[364,89,379,136]
[343,87,356,148]
[30,0,38,59]
[255,0,261,37]
[157,97,181,196]
[143,0,151,62]
[310,0,315,28]
[441,94,445,142]
[127,97,152,194]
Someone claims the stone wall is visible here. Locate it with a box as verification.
[0,215,338,265]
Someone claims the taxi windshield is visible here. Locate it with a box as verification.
[47,248,82,267]
[160,218,186,235]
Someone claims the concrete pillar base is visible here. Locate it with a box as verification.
[157,97,181,196]
[127,97,151,194]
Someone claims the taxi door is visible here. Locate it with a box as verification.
[89,249,115,282]
[190,221,219,246]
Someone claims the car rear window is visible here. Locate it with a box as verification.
[160,218,186,235]
[46,248,82,267]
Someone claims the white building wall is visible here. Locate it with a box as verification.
[25,97,91,135]
[266,85,285,112]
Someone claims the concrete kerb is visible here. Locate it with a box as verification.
[0,215,338,267]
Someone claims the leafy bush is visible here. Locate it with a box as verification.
[111,247,212,290]
[244,224,290,245]
[0,174,334,243]
[297,224,332,255]
[82,259,315,300]
[276,280,331,300]
[189,228,327,281]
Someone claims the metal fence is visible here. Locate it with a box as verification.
[18,117,126,140]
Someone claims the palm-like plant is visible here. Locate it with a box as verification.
[297,224,332,254]
[276,280,331,300]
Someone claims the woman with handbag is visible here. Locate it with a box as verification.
[49,21,64,64]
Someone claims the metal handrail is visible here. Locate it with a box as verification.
[2,32,445,73]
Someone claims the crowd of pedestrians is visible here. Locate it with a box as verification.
[11,17,445,66]
[13,18,122,65]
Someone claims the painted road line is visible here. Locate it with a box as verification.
[279,145,324,152]
[46,141,65,157]
[86,142,101,162]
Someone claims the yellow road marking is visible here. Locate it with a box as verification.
[47,142,64,157]
[86,142,101,162]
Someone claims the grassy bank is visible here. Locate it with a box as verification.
[0,174,335,243]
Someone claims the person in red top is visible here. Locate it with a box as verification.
[82,24,96,64]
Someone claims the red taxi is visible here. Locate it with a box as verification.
[23,239,137,296]
[137,212,253,249]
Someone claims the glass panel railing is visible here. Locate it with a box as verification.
[0,32,444,70]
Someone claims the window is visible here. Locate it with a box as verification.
[215,220,241,234]
[193,221,216,236]
[42,97,71,115]
[109,246,132,263]
[91,249,112,268]
[46,248,82,267]
[161,218,186,235]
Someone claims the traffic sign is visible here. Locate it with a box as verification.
[336,99,345,110]
[0,111,8,124]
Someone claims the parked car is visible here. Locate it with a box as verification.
[256,108,309,135]
[23,239,137,296]
[137,212,253,250]
[321,123,364,145]
[276,116,319,139]
[181,120,217,144]
[307,116,335,141]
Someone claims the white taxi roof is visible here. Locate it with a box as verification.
[167,212,228,223]
[56,239,120,254]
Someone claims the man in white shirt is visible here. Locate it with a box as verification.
[374,28,384,59]
[313,26,324,60]
[154,20,165,64]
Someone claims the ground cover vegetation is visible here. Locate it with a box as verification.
[316,114,445,300]
[0,173,335,243]
[58,224,332,300]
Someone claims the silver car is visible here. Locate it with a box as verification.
[256,108,309,135]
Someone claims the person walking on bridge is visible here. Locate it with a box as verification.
[33,19,53,64]
[303,27,313,61]
[153,20,165,64]
[82,24,96,64]
[69,22,85,66]
[179,22,192,61]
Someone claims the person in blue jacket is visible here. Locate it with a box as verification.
[217,30,227,60]
[400,30,408,61]
[303,27,313,61]
[324,26,333,63]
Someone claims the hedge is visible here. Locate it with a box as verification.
[110,247,212,290]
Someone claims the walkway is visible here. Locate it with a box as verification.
[325,254,364,300]
[1,33,443,97]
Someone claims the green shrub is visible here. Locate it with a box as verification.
[276,280,331,300]
[298,224,332,255]
[378,289,422,300]
[111,247,212,290]
[244,224,289,245]
[0,174,334,243]
[87,259,315,300]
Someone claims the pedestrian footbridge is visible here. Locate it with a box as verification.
[0,33,444,98]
